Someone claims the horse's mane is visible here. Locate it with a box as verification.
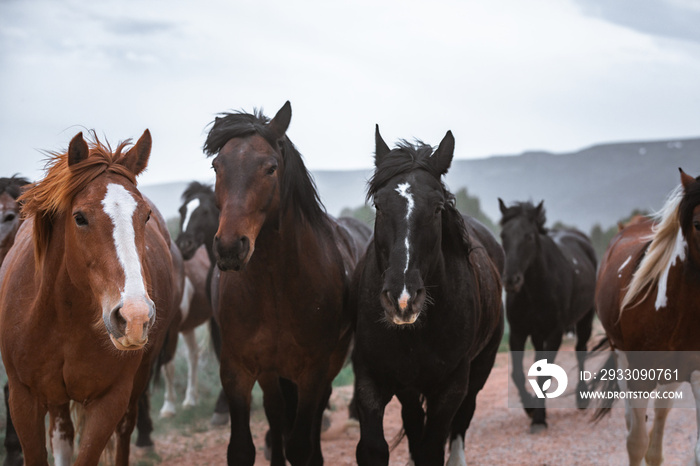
[19,132,138,266]
[368,140,471,251]
[499,201,548,234]
[203,109,328,231]
[621,185,685,311]
[0,175,31,199]
[182,181,214,203]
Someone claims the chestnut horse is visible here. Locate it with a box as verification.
[596,169,700,465]
[0,131,182,465]
[204,101,369,465]
[352,129,503,465]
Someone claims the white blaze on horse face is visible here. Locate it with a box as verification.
[102,184,147,300]
[655,229,686,310]
[395,182,414,308]
[182,197,200,233]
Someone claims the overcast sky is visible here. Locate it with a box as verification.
[1,0,699,186]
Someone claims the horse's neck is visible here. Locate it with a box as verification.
[526,233,568,280]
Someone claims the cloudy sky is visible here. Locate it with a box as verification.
[1,0,699,186]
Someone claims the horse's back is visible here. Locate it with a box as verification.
[549,228,597,270]
[332,216,372,273]
[462,215,504,275]
[595,219,654,347]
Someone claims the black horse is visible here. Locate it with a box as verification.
[498,199,596,432]
[352,128,504,466]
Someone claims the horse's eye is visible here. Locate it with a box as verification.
[434,205,443,216]
[146,211,151,224]
[267,165,278,176]
[694,221,700,231]
[74,212,88,227]
[3,213,15,223]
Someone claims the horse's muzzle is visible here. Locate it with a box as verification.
[104,298,156,351]
[380,287,426,326]
[214,235,251,271]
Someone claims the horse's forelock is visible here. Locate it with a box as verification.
[367,142,440,202]
[19,135,139,267]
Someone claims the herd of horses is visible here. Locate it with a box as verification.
[0,101,699,465]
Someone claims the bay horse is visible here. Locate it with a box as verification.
[204,101,370,465]
[352,128,503,466]
[595,169,700,465]
[0,130,182,465]
[498,199,596,432]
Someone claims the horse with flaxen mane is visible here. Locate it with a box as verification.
[498,200,597,432]
[352,128,503,465]
[204,101,370,465]
[0,131,182,465]
[595,169,700,465]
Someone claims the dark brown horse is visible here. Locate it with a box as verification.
[0,131,182,465]
[596,169,700,465]
[0,175,30,264]
[204,102,369,465]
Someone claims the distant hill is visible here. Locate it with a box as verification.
[141,136,700,232]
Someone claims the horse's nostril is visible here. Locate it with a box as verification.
[110,306,127,336]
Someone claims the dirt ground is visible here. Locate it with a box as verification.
[136,350,700,465]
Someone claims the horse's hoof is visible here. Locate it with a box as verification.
[529,423,547,434]
[159,409,176,419]
[210,412,230,427]
[134,443,156,453]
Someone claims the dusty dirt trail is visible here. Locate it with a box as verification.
[137,349,699,465]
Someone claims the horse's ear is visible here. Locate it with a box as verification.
[123,129,152,176]
[431,130,454,175]
[268,101,292,140]
[68,132,89,167]
[375,125,391,167]
[498,198,508,215]
[680,167,697,191]
[536,200,544,214]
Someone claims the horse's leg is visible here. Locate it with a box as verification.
[7,381,48,465]
[645,382,678,466]
[3,383,22,466]
[529,333,550,432]
[417,364,470,466]
[72,385,132,466]
[354,369,393,466]
[135,391,154,448]
[284,371,328,466]
[690,370,700,465]
[159,360,177,418]
[114,398,141,466]
[575,307,594,408]
[395,388,424,464]
[626,401,650,466]
[182,327,199,407]
[509,329,533,417]
[48,403,74,466]
[258,373,289,466]
[448,321,501,466]
[209,316,230,426]
[221,364,256,466]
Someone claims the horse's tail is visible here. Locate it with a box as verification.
[587,340,619,422]
[71,401,116,464]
